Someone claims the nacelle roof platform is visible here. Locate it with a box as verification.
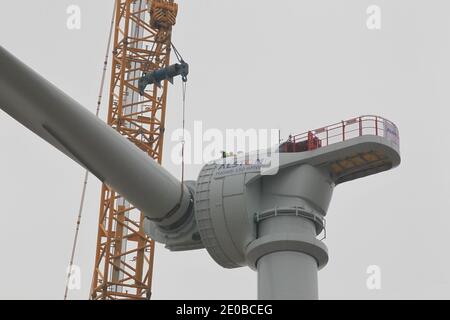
[215,115,400,187]
[276,115,401,185]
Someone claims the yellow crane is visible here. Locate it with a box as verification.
[89,0,180,300]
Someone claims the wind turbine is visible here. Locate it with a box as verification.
[0,46,400,299]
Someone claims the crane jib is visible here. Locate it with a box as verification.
[138,61,189,95]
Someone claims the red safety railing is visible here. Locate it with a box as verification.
[280,115,399,153]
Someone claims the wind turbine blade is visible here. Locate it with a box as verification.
[0,46,189,225]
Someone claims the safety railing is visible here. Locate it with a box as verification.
[280,115,399,153]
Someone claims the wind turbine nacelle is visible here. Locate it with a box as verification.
[151,119,400,272]
[193,159,332,269]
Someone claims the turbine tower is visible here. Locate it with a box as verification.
[0,46,400,299]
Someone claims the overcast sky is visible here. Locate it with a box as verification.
[1,0,450,299]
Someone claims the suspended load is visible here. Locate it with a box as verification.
[138,61,189,95]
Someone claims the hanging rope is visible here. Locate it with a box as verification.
[171,42,185,63]
[181,81,187,185]
[172,41,188,182]
[146,66,189,224]
[63,4,116,300]
[174,77,188,219]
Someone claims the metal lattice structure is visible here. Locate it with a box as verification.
[90,0,177,300]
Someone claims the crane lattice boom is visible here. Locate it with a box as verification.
[90,0,178,300]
